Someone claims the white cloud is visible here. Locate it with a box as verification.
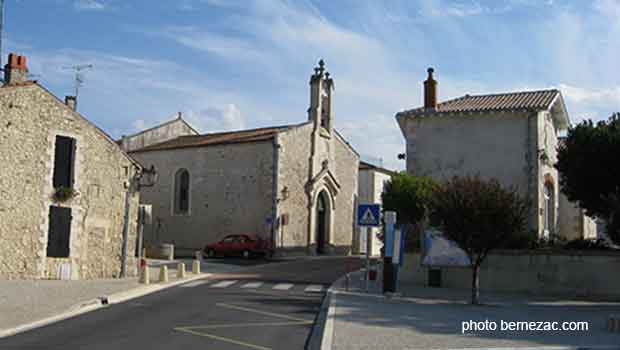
[73,0,106,11]
[557,84,620,123]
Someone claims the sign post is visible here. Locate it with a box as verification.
[357,204,381,292]
[382,211,397,293]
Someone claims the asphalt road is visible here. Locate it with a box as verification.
[0,256,362,350]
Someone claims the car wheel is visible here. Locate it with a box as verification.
[242,250,251,259]
[206,249,216,258]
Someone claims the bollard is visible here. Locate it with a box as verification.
[139,264,150,285]
[177,263,186,279]
[159,265,169,283]
[609,315,620,332]
[192,259,201,274]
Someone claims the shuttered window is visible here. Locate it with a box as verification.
[174,169,190,215]
[52,136,76,188]
[47,206,72,258]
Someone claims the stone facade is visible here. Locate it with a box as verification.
[130,60,359,256]
[133,141,276,255]
[120,114,198,153]
[0,55,140,279]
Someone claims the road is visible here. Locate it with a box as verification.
[0,256,361,350]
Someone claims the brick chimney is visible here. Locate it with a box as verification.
[4,53,29,85]
[65,96,77,111]
[424,67,437,110]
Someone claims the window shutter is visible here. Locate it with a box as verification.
[47,206,72,258]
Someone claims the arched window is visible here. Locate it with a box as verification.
[543,181,554,237]
[174,169,190,215]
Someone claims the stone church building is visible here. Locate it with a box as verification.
[396,68,595,240]
[0,54,141,280]
[129,60,359,256]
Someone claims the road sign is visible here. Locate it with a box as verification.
[357,204,381,227]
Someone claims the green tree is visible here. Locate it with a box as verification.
[431,176,527,304]
[556,113,620,244]
[381,173,439,251]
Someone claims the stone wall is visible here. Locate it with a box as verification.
[276,123,313,250]
[331,133,359,253]
[401,251,620,300]
[132,141,275,255]
[0,83,139,280]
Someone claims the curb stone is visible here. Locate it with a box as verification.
[0,272,211,339]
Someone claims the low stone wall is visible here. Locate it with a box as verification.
[400,250,620,300]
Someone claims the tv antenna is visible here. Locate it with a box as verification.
[63,64,93,100]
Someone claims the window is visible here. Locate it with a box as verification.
[47,206,72,257]
[174,169,190,215]
[52,136,76,188]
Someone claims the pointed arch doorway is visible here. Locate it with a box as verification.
[315,190,330,255]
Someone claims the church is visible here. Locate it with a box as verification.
[126,60,359,256]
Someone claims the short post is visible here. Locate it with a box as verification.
[159,265,168,283]
[192,259,201,274]
[177,262,186,279]
[609,315,620,332]
[139,264,150,285]
[365,226,371,292]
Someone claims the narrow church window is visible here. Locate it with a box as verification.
[174,169,190,215]
[52,136,76,188]
[47,206,72,257]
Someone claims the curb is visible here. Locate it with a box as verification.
[0,272,211,339]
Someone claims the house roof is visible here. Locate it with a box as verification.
[359,160,397,176]
[397,89,561,117]
[117,114,199,144]
[129,124,301,153]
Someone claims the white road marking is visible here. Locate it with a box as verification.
[211,280,237,288]
[272,283,294,291]
[241,282,264,289]
[180,280,209,288]
[304,285,324,293]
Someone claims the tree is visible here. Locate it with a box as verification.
[556,113,620,245]
[431,176,527,304]
[381,173,439,251]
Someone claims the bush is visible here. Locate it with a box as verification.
[563,238,614,251]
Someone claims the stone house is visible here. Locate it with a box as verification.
[396,68,594,240]
[129,60,359,256]
[355,160,395,256]
[0,53,141,280]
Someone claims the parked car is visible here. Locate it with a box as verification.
[203,234,273,259]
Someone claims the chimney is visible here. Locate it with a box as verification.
[4,53,29,85]
[65,96,77,111]
[424,67,437,110]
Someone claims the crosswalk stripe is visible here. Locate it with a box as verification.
[272,283,294,290]
[211,280,237,288]
[180,280,209,288]
[241,282,264,289]
[304,285,324,293]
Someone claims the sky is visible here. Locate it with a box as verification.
[4,0,619,170]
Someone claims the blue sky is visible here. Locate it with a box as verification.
[5,0,620,169]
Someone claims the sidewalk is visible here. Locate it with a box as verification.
[0,258,244,338]
[323,267,620,350]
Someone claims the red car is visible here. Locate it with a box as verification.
[203,234,273,259]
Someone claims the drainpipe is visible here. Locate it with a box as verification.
[272,135,281,252]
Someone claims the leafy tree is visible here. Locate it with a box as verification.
[556,113,620,244]
[381,173,439,251]
[431,176,527,304]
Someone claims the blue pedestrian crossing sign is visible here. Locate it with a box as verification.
[357,204,381,227]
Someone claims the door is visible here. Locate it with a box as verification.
[316,192,327,254]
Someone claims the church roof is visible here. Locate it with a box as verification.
[130,124,302,153]
[396,89,561,117]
